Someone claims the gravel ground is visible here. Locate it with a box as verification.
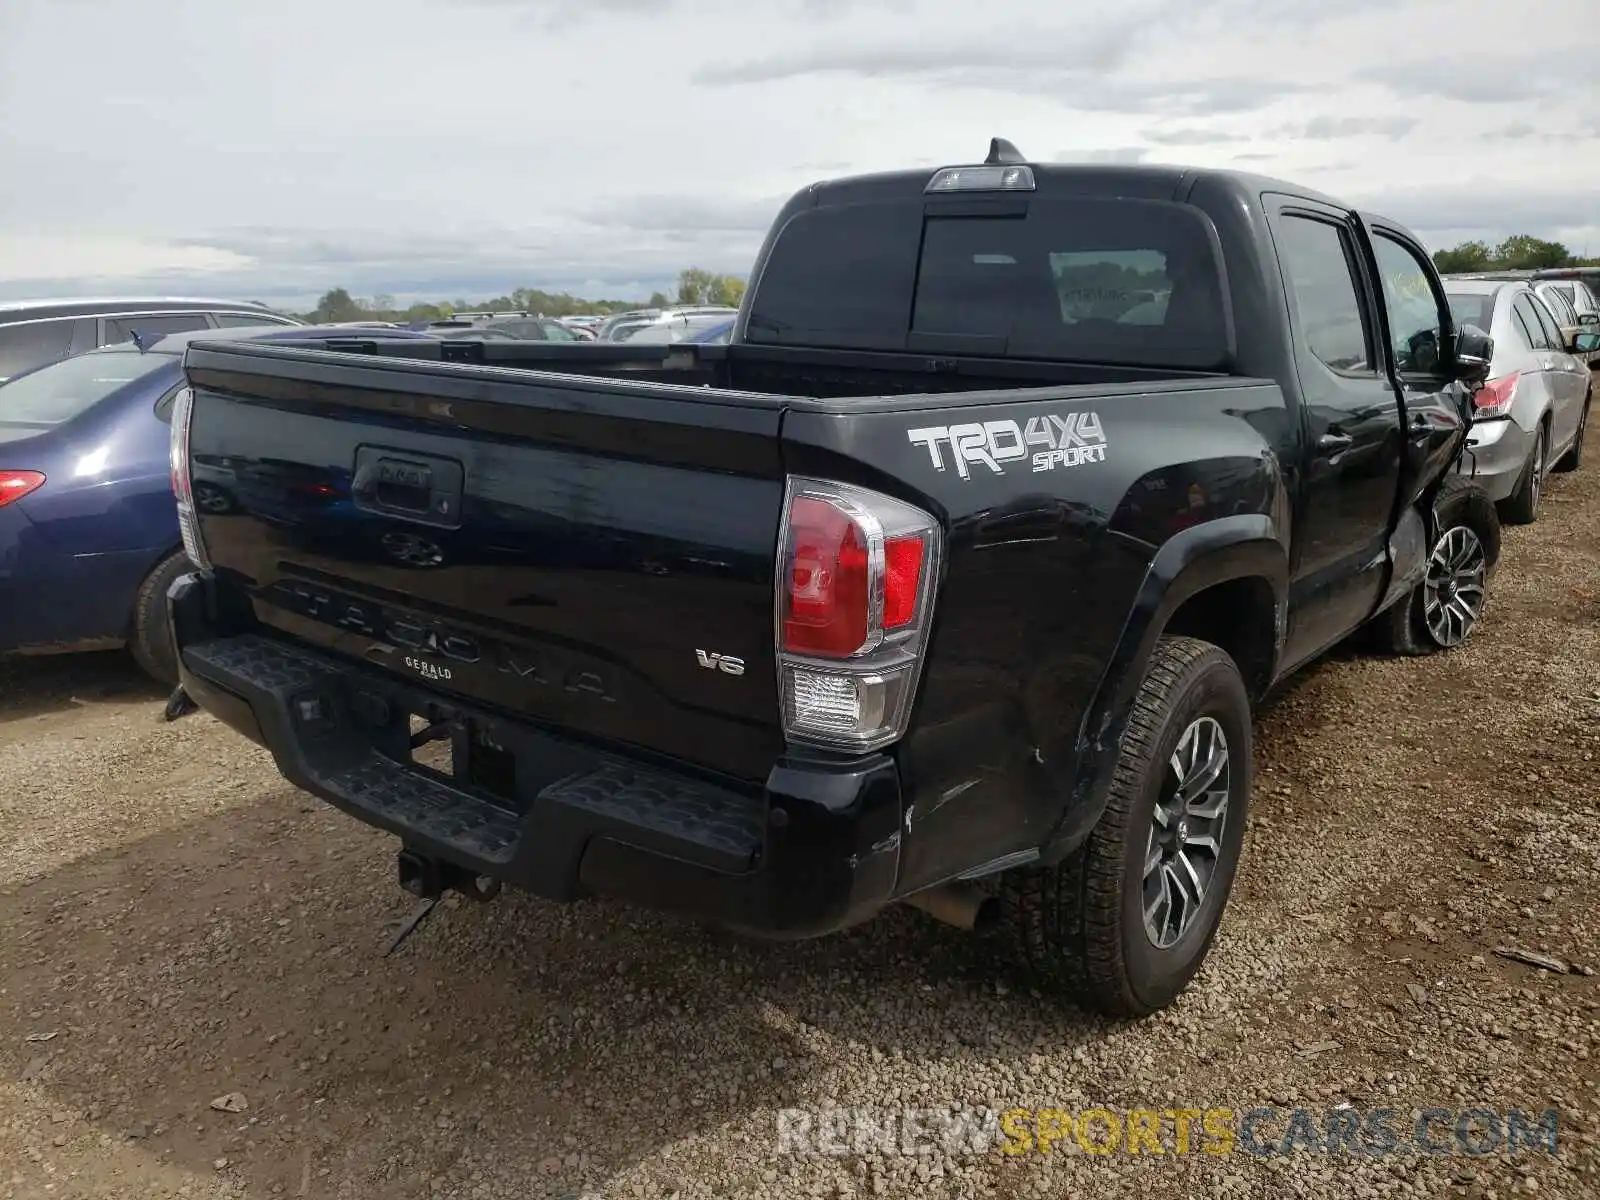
[1,446,1596,1200]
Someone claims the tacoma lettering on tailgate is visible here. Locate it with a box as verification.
[262,580,617,702]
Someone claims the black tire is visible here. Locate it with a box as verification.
[1001,636,1251,1018]
[1371,477,1501,657]
[129,550,192,685]
[1499,420,1546,525]
[1553,394,1589,473]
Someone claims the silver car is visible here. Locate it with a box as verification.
[1532,281,1600,376]
[621,311,739,345]
[1445,279,1595,523]
[598,306,739,343]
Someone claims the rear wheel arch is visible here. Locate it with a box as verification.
[1040,517,1285,862]
[1160,575,1279,703]
[1501,411,1551,525]
[1553,387,1589,473]
[1135,517,1289,700]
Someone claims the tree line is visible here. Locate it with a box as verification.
[293,235,1598,323]
[299,266,748,324]
[1432,234,1598,275]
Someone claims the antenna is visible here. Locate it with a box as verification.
[985,137,1026,165]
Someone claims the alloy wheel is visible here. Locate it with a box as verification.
[1421,525,1487,647]
[1142,716,1231,950]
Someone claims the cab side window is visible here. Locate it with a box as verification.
[1272,215,1374,374]
[1371,234,1447,374]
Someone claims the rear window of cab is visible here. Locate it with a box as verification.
[745,196,1232,370]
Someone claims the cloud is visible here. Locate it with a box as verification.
[1357,50,1592,103]
[2,0,1596,306]
[798,0,919,14]
[696,40,1313,117]
[1478,120,1577,143]
[1056,147,1152,164]
[1143,128,1246,146]
[454,0,679,27]
[578,195,787,234]
[1346,181,1600,247]
[692,20,1149,87]
[1276,115,1418,139]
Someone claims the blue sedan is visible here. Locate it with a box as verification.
[0,323,436,682]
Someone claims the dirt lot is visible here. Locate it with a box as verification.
[2,450,1597,1200]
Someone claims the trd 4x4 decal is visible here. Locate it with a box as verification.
[906,412,1108,480]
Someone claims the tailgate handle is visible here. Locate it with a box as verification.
[354,459,431,512]
[351,448,464,528]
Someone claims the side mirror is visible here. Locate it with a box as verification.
[1450,324,1494,385]
[1406,328,1441,373]
[1571,330,1600,354]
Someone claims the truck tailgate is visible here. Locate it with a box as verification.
[182,342,789,782]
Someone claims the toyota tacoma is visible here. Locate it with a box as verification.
[164,140,1501,1016]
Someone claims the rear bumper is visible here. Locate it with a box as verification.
[1455,416,1535,503]
[168,571,903,938]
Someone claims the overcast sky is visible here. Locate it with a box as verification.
[2,0,1596,310]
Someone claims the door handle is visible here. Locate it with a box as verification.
[1317,432,1354,455]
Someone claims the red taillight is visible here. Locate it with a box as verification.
[882,535,926,629]
[1474,372,1519,418]
[776,478,941,753]
[783,496,871,656]
[0,470,46,508]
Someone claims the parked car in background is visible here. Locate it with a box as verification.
[1529,275,1600,327]
[427,312,582,341]
[0,297,301,383]
[598,305,739,342]
[620,311,741,345]
[0,323,433,683]
[1533,266,1600,307]
[431,326,522,341]
[1532,281,1600,373]
[1554,278,1600,325]
[1444,277,1595,522]
[687,318,734,345]
[592,308,658,340]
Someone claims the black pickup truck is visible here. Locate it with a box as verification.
[166,141,1501,1017]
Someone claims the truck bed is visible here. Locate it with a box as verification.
[236,332,1225,398]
